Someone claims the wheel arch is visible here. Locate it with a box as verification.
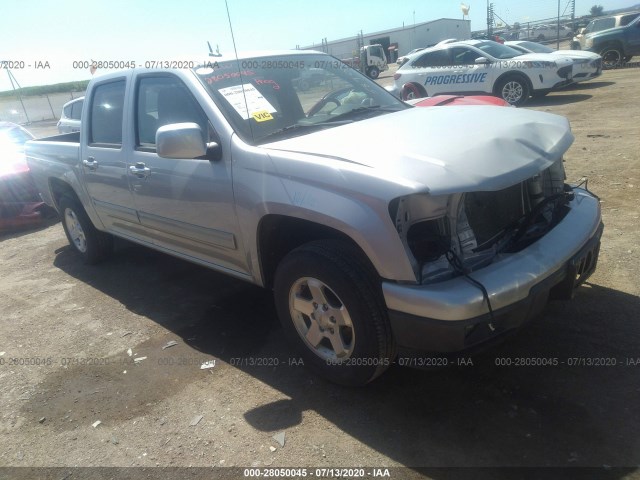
[48,177,78,211]
[257,214,380,290]
[401,82,427,100]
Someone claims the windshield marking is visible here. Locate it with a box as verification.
[218,83,277,119]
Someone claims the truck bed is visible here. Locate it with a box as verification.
[25,135,81,208]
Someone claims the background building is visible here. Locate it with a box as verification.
[301,18,471,63]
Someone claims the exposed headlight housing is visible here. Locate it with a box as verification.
[390,158,570,284]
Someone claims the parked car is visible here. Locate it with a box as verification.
[471,33,506,44]
[583,14,640,67]
[393,40,574,105]
[0,122,45,230]
[57,96,84,133]
[519,24,573,41]
[396,48,426,67]
[573,11,640,50]
[26,51,602,385]
[505,41,602,83]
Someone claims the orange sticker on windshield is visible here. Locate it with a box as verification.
[252,110,274,122]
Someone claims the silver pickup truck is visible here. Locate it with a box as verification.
[26,50,603,385]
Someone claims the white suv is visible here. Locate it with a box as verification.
[57,97,84,134]
[393,40,574,106]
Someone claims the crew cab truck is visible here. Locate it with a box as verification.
[26,50,603,386]
[584,14,640,67]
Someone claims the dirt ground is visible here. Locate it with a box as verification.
[1,66,639,478]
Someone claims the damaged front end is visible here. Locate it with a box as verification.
[391,157,573,284]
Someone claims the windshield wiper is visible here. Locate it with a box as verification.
[324,105,401,123]
[258,121,352,144]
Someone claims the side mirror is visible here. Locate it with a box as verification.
[474,57,490,64]
[156,122,208,159]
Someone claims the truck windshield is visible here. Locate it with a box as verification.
[195,53,406,145]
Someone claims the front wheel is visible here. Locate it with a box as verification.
[367,66,380,79]
[274,240,395,386]
[59,195,113,264]
[495,76,530,106]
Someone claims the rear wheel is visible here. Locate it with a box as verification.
[273,240,395,386]
[401,83,425,101]
[495,75,530,106]
[59,195,113,264]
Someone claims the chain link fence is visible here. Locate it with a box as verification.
[0,91,84,125]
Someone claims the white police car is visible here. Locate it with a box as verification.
[393,40,575,106]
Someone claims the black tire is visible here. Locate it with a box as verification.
[367,66,380,79]
[273,240,395,386]
[59,195,113,264]
[401,82,426,101]
[600,45,624,69]
[495,75,530,106]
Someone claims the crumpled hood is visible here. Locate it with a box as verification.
[262,106,574,195]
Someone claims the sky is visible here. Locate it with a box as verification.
[1,0,637,90]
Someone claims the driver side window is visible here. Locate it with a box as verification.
[135,75,211,149]
[450,47,480,66]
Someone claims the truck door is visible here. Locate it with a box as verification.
[127,73,249,277]
[627,18,640,55]
[81,77,140,233]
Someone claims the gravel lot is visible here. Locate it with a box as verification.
[1,66,639,478]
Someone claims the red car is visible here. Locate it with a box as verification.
[406,94,512,107]
[0,122,46,230]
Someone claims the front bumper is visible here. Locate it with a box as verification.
[382,189,602,352]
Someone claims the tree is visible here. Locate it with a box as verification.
[590,5,604,16]
[513,22,521,30]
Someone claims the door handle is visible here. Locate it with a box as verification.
[129,162,151,178]
[82,157,98,170]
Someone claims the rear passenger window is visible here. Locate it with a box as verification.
[620,14,639,26]
[71,100,83,120]
[90,81,125,146]
[412,50,450,68]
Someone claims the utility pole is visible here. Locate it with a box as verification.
[570,0,576,33]
[487,2,495,36]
